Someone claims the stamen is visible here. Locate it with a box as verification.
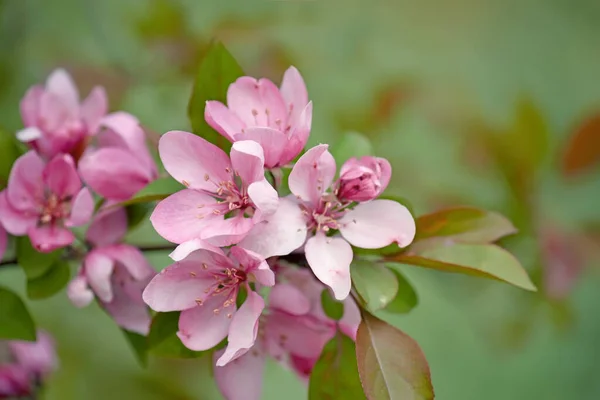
[182,180,190,187]
[190,271,197,277]
[202,263,208,270]
[204,174,210,181]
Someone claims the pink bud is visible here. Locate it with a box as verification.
[337,156,392,202]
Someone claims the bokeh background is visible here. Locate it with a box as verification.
[1,0,600,399]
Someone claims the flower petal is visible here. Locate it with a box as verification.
[247,179,278,218]
[230,140,266,187]
[269,283,311,316]
[65,188,93,227]
[103,270,151,335]
[45,68,79,112]
[16,127,42,143]
[67,275,94,308]
[230,246,274,287]
[239,196,307,258]
[280,66,309,127]
[238,127,287,169]
[8,330,57,377]
[81,86,108,133]
[216,291,264,366]
[0,191,37,235]
[305,233,352,300]
[150,189,223,244]
[85,205,128,247]
[83,251,115,303]
[7,151,44,211]
[159,130,232,191]
[201,213,255,247]
[214,348,265,400]
[227,77,287,128]
[339,297,361,341]
[288,144,336,206]
[169,238,224,262]
[28,225,75,253]
[265,311,334,358]
[100,244,155,281]
[205,101,244,141]
[177,296,233,351]
[339,199,416,249]
[280,102,312,166]
[43,154,81,198]
[20,85,43,127]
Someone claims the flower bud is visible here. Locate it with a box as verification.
[337,156,392,202]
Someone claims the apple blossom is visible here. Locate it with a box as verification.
[336,156,392,203]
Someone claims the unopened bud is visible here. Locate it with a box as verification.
[337,156,391,202]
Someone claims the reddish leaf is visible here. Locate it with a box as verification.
[562,113,600,177]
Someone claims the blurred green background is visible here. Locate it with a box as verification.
[1,0,600,399]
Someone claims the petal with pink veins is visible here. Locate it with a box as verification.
[159,131,232,192]
[227,77,287,128]
[28,225,75,253]
[214,348,265,400]
[84,251,115,303]
[269,283,311,316]
[177,295,234,351]
[339,199,416,249]
[204,101,244,141]
[67,275,94,308]
[65,188,93,227]
[288,144,336,206]
[7,151,44,212]
[238,127,287,168]
[304,233,352,300]
[280,66,309,127]
[80,86,108,133]
[0,192,37,235]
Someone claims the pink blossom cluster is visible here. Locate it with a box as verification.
[142,67,416,399]
[0,69,158,334]
[0,331,57,398]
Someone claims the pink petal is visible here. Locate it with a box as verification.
[201,213,255,247]
[238,127,287,168]
[230,246,274,287]
[99,244,155,281]
[288,144,336,206]
[150,189,223,244]
[78,148,153,201]
[45,69,79,112]
[65,188,93,227]
[16,127,42,143]
[339,298,361,341]
[67,275,94,307]
[84,251,115,302]
[216,291,264,366]
[230,140,266,187]
[0,224,6,261]
[339,199,416,249]
[85,206,128,247]
[38,90,72,134]
[269,283,311,316]
[28,225,75,253]
[247,179,278,218]
[43,154,81,198]
[159,130,232,192]
[265,311,334,358]
[80,86,107,133]
[0,364,31,396]
[205,101,244,141]
[103,270,151,335]
[227,77,287,128]
[20,85,44,127]
[280,66,309,127]
[177,295,233,351]
[305,233,352,300]
[239,196,307,258]
[7,151,44,212]
[280,102,312,166]
[289,355,317,380]
[0,192,37,235]
[214,348,265,400]
[169,238,224,262]
[9,330,57,377]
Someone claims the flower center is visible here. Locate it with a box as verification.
[39,193,70,225]
[304,197,351,234]
[198,267,248,318]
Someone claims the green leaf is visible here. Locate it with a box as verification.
[351,260,398,312]
[391,244,537,291]
[356,312,434,400]
[331,131,373,164]
[309,333,365,400]
[0,129,22,190]
[122,329,148,367]
[383,266,418,314]
[147,312,204,358]
[414,207,516,244]
[112,178,183,208]
[188,41,244,151]
[26,260,71,299]
[126,203,153,230]
[16,236,62,280]
[0,286,36,341]
[321,289,344,320]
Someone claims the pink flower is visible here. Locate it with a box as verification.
[142,240,274,364]
[0,151,93,252]
[0,365,30,397]
[213,267,360,400]
[240,145,416,300]
[205,66,312,168]
[78,112,158,201]
[17,68,107,159]
[67,206,155,334]
[150,131,278,247]
[336,156,392,202]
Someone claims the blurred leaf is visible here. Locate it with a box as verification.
[321,289,344,320]
[113,178,182,208]
[309,333,365,400]
[188,41,244,152]
[392,244,537,291]
[126,203,153,230]
[16,236,62,280]
[0,286,36,341]
[26,260,70,299]
[147,312,204,358]
[351,260,398,312]
[356,312,434,400]
[383,266,418,314]
[562,113,600,177]
[331,131,373,164]
[122,329,148,367]
[0,128,21,189]
[414,207,517,243]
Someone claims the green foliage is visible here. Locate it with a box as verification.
[0,128,22,190]
[330,131,374,164]
[114,177,183,208]
[383,265,418,314]
[309,332,365,400]
[392,244,537,291]
[147,312,205,359]
[321,289,344,320]
[26,260,71,299]
[351,259,398,312]
[188,41,244,152]
[0,286,36,341]
[126,203,153,230]
[356,312,434,400]
[122,329,149,367]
